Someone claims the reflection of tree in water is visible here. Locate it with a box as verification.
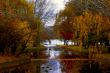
[61,60,110,73]
[80,61,103,73]
[61,60,82,73]
[3,68,26,73]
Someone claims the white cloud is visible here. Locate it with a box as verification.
[27,0,68,26]
[50,0,66,13]
[27,0,68,13]
[45,0,68,26]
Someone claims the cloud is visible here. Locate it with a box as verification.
[50,0,65,13]
[44,0,69,26]
[27,0,68,26]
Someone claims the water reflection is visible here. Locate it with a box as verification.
[34,59,110,73]
[34,45,110,73]
[43,39,74,45]
[41,60,62,73]
[45,46,61,59]
[40,45,63,73]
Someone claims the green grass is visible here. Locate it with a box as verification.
[58,45,109,60]
[58,45,110,61]
[58,45,108,53]
[67,46,88,53]
[58,45,88,54]
[16,45,45,54]
[95,53,110,60]
[24,46,45,53]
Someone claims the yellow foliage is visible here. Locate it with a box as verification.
[73,11,110,40]
[11,18,31,41]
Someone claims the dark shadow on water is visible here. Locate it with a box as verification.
[61,60,110,73]
[80,61,103,73]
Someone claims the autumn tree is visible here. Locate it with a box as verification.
[0,0,43,55]
[35,0,55,23]
[54,0,110,49]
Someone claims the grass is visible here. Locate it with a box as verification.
[24,46,45,53]
[58,45,88,53]
[58,45,110,60]
[58,45,108,53]
[14,45,46,58]
[67,46,88,53]
[95,53,110,60]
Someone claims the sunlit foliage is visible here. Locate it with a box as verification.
[54,0,110,48]
[0,0,42,55]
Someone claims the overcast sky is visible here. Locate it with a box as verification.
[28,0,68,11]
[46,0,68,26]
[28,0,68,26]
[51,0,67,12]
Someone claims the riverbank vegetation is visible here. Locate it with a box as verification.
[0,0,44,56]
[0,0,110,73]
[54,0,110,53]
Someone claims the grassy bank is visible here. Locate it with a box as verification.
[24,46,45,53]
[58,45,110,60]
[57,45,88,53]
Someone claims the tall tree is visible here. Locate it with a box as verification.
[54,0,110,47]
[35,0,55,23]
[0,0,43,55]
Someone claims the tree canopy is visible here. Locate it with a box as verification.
[54,0,110,46]
[0,0,43,55]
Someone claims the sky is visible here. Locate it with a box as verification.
[51,0,67,12]
[46,0,68,26]
[28,0,68,26]
[28,0,68,12]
